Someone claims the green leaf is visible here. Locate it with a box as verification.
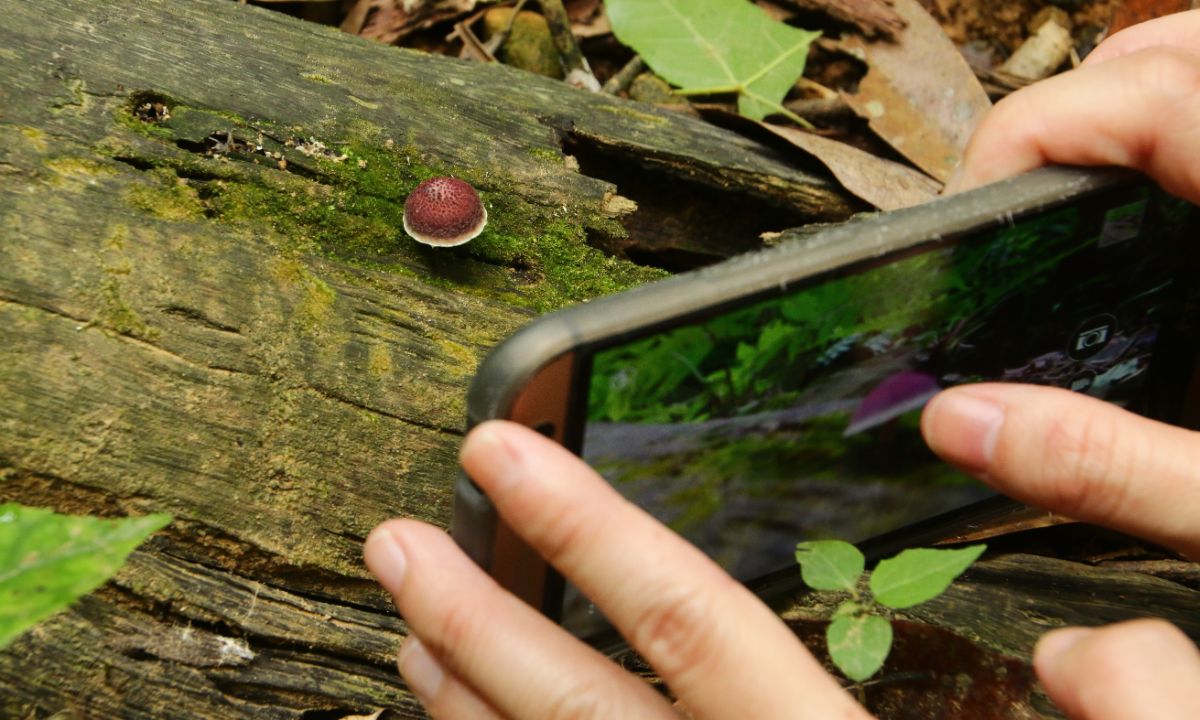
[795,540,864,592]
[869,544,986,609]
[827,614,893,682]
[0,504,172,649]
[607,0,820,122]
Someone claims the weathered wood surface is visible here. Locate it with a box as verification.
[1,1,1198,718]
[0,0,850,716]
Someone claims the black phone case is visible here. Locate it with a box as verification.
[453,165,1133,632]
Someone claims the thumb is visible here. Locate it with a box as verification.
[921,383,1200,558]
[1034,620,1200,719]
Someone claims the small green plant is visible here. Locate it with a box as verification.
[0,503,171,649]
[795,540,985,683]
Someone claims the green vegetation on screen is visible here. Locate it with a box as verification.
[589,208,1082,424]
[0,504,171,649]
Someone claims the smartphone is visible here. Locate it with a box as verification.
[453,166,1200,642]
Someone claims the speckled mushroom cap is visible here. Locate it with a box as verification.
[402,177,488,247]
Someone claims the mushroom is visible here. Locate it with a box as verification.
[402,177,488,247]
[843,369,941,437]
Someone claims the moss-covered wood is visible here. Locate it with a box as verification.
[1,1,1197,718]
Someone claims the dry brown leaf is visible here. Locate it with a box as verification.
[1109,0,1196,35]
[571,4,612,39]
[776,0,905,39]
[932,507,1077,545]
[762,123,940,210]
[342,0,478,44]
[564,0,601,23]
[840,0,990,182]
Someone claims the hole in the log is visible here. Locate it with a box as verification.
[127,91,174,124]
[562,132,814,273]
[299,709,382,720]
[110,155,160,172]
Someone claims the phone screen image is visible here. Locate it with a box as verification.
[562,186,1200,636]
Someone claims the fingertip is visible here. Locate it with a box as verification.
[1033,626,1093,677]
[364,521,411,594]
[921,386,1005,476]
[1034,620,1200,720]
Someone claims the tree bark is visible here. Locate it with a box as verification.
[1,1,1196,718]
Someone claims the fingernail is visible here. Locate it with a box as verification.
[1035,627,1093,672]
[926,389,1004,473]
[364,527,408,592]
[398,636,445,704]
[460,423,523,491]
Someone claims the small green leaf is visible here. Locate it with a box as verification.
[869,544,986,609]
[827,614,893,682]
[607,0,821,122]
[0,504,172,649]
[796,540,864,592]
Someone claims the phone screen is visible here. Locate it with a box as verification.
[564,184,1200,636]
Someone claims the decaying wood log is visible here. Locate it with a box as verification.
[0,0,850,716]
[1,1,1197,718]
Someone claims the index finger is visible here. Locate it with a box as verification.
[461,420,869,720]
[944,45,1200,202]
[921,384,1200,559]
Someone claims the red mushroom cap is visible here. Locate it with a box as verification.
[402,177,488,247]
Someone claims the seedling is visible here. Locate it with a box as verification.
[795,540,986,683]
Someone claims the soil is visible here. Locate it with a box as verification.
[922,0,1124,58]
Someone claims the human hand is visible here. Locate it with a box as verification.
[945,9,1200,203]
[921,384,1200,718]
[930,13,1200,717]
[365,419,869,719]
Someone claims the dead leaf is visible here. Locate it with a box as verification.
[1109,0,1196,35]
[571,4,612,39]
[564,0,601,23]
[840,0,991,182]
[775,0,905,39]
[342,0,478,44]
[931,506,1077,545]
[762,123,940,210]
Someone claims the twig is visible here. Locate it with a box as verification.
[602,55,645,95]
[451,20,496,62]
[449,0,528,62]
[483,0,529,55]
[537,0,600,90]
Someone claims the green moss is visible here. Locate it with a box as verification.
[43,156,120,189]
[96,276,158,341]
[108,104,663,313]
[366,343,393,379]
[19,127,47,151]
[300,72,334,84]
[527,146,563,163]
[271,257,337,331]
[126,169,206,221]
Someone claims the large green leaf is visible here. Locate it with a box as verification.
[869,544,985,609]
[0,504,172,649]
[827,614,893,682]
[607,0,820,122]
[796,540,864,592]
